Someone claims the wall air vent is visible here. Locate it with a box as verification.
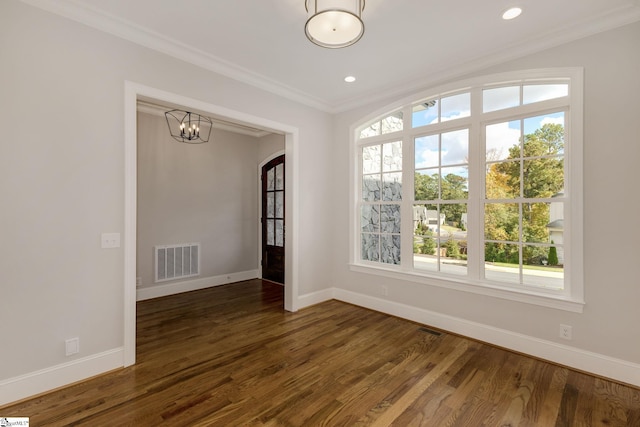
[155,243,200,283]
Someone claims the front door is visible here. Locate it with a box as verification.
[261,155,285,284]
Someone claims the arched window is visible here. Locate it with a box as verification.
[352,69,584,311]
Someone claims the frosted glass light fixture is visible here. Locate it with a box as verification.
[305,0,365,48]
[164,110,213,144]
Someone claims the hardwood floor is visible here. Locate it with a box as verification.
[2,279,639,426]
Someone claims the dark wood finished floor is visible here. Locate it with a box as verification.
[2,280,639,426]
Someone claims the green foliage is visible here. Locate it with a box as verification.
[420,237,436,255]
[548,241,559,266]
[444,239,460,258]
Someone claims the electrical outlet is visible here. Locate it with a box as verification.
[559,324,572,340]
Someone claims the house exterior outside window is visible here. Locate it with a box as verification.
[351,69,584,312]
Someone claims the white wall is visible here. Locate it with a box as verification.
[0,0,333,404]
[136,112,260,288]
[332,22,640,384]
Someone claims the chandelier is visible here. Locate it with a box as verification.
[164,110,213,144]
[305,0,365,49]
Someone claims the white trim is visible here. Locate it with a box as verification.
[258,151,286,281]
[17,0,640,113]
[296,288,335,309]
[350,68,585,312]
[0,348,123,406]
[124,81,301,369]
[137,270,259,301]
[333,288,640,387]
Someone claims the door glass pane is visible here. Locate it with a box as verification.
[267,192,275,217]
[275,164,284,190]
[275,220,284,247]
[267,219,275,245]
[267,168,275,191]
[275,191,284,218]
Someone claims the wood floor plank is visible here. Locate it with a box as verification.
[2,279,639,426]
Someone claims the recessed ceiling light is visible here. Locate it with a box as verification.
[502,7,522,20]
[344,76,356,83]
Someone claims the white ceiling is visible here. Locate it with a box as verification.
[22,0,640,112]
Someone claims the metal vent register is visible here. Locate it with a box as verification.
[155,243,200,283]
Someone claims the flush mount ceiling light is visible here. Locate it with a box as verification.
[164,109,213,144]
[305,0,365,49]
[502,7,522,20]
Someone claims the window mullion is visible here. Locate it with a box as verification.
[467,87,484,281]
[401,107,414,271]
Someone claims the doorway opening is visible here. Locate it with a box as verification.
[124,81,299,367]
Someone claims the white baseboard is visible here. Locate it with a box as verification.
[296,288,334,309]
[333,288,640,388]
[0,348,123,407]
[136,270,259,301]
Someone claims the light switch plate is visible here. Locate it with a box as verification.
[101,232,121,248]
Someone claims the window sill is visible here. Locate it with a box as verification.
[349,263,584,313]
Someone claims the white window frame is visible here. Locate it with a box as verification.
[349,68,584,312]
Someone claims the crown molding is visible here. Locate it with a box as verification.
[19,0,640,114]
[18,0,334,112]
[136,101,271,138]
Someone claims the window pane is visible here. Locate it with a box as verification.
[486,120,521,161]
[486,160,520,199]
[381,235,401,264]
[380,204,401,233]
[441,203,467,276]
[361,233,379,261]
[523,245,564,289]
[360,122,380,139]
[522,203,550,243]
[441,129,469,166]
[485,203,519,242]
[523,112,565,155]
[414,203,438,272]
[484,242,520,283]
[362,145,381,174]
[363,174,381,201]
[415,134,439,169]
[361,204,380,232]
[441,93,470,121]
[523,157,564,199]
[441,167,468,200]
[381,112,403,134]
[415,169,439,201]
[483,86,520,112]
[412,99,438,128]
[383,141,402,172]
[523,84,568,105]
[382,172,402,201]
